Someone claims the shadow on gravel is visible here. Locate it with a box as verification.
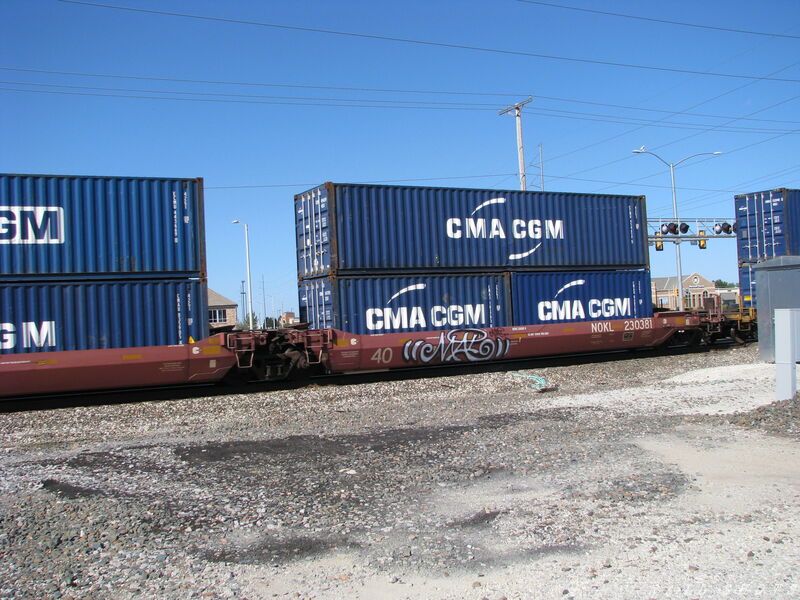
[41,479,105,499]
[175,435,350,462]
[200,535,358,564]
[65,450,174,475]
[176,409,578,464]
[449,509,504,528]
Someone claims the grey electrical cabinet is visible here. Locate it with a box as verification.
[753,256,800,362]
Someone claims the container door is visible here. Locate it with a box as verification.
[295,185,331,279]
[736,191,787,262]
[298,278,334,329]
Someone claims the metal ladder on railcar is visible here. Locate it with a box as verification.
[301,329,331,366]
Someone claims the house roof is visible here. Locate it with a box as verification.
[651,276,678,291]
[208,288,237,308]
[651,273,723,291]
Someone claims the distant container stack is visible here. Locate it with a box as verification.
[735,188,799,307]
[296,182,653,332]
[0,173,208,353]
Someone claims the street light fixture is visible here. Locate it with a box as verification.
[632,146,722,311]
[232,220,255,329]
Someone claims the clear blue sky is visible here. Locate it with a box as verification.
[2,0,798,319]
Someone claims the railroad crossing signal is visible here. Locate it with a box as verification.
[647,218,736,249]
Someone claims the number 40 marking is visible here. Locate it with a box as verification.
[370,348,393,364]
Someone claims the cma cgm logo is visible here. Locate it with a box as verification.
[537,280,632,321]
[0,321,57,350]
[445,197,564,260]
[0,207,65,244]
[366,284,486,331]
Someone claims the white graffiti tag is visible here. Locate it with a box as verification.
[402,329,510,364]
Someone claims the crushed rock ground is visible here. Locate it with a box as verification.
[1,343,799,599]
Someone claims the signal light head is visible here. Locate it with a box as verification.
[679,222,689,234]
[714,223,722,234]
[721,222,732,234]
[667,222,678,235]
[660,223,670,235]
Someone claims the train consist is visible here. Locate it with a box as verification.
[1,174,757,398]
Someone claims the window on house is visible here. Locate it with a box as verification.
[209,309,227,324]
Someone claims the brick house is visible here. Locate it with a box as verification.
[208,288,238,331]
[650,272,735,310]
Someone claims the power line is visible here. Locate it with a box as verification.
[3,66,799,125]
[0,86,492,110]
[0,66,528,98]
[546,62,800,186]
[57,0,800,83]
[205,172,738,193]
[4,81,798,134]
[0,80,503,108]
[515,0,800,40]
[588,93,800,195]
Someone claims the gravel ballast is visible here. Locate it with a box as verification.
[1,344,799,599]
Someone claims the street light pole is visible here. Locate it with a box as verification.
[232,220,255,329]
[632,146,722,311]
[499,97,533,191]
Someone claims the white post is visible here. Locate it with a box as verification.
[499,98,533,191]
[775,308,799,401]
[668,162,684,311]
[232,220,255,330]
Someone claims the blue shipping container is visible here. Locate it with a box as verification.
[738,265,756,308]
[735,188,800,264]
[299,274,511,334]
[295,183,648,278]
[511,270,652,325]
[0,279,208,354]
[0,173,205,279]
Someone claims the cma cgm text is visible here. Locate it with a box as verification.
[445,218,564,239]
[537,298,632,321]
[366,304,486,331]
[0,207,64,244]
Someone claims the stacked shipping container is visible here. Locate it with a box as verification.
[735,188,799,307]
[296,182,652,333]
[0,173,208,353]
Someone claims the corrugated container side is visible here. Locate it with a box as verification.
[295,183,648,278]
[0,279,208,354]
[738,265,756,307]
[298,274,511,335]
[511,271,652,325]
[735,188,800,263]
[0,174,205,279]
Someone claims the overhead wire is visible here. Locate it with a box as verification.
[4,80,798,134]
[6,3,795,200]
[512,59,800,196]
[57,0,800,83]
[2,66,799,125]
[515,0,800,40]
